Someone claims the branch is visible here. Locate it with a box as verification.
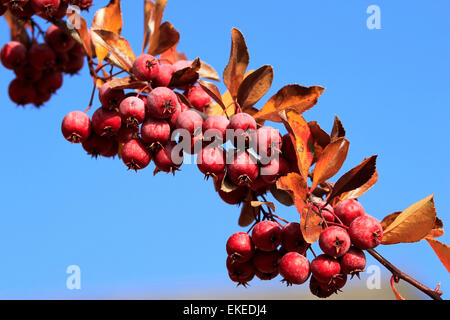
[367,248,443,300]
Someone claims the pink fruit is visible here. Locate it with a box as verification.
[116,125,139,144]
[203,115,229,142]
[255,269,279,281]
[52,0,67,19]
[0,2,5,15]
[119,96,146,126]
[340,246,366,276]
[310,254,341,284]
[153,63,174,87]
[175,110,203,136]
[140,118,171,146]
[256,126,282,159]
[334,199,365,226]
[146,87,178,119]
[252,220,282,252]
[8,79,36,105]
[249,176,271,195]
[197,147,226,177]
[227,151,259,187]
[82,133,117,158]
[9,1,35,19]
[309,276,334,298]
[281,134,297,161]
[281,222,309,255]
[1,41,27,70]
[349,215,383,250]
[260,156,289,184]
[279,252,311,285]
[121,139,151,170]
[132,54,159,81]
[98,83,125,111]
[186,85,211,112]
[172,59,192,72]
[38,71,63,94]
[33,89,51,107]
[319,226,351,258]
[14,64,42,82]
[31,0,60,18]
[64,54,84,75]
[227,113,257,147]
[45,24,75,53]
[153,141,182,173]
[252,250,280,274]
[226,257,255,286]
[29,43,56,71]
[61,111,91,143]
[91,107,122,137]
[226,232,254,263]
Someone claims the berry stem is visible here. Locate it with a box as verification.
[84,82,97,113]
[367,248,443,300]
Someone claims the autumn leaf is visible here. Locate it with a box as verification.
[91,0,123,64]
[168,58,201,89]
[205,90,236,118]
[330,115,345,141]
[427,239,450,273]
[280,110,316,182]
[340,170,378,201]
[382,195,437,245]
[3,11,30,45]
[251,201,276,212]
[239,191,257,227]
[92,30,135,71]
[199,80,227,114]
[61,12,93,59]
[199,61,220,82]
[160,43,187,64]
[270,185,294,207]
[106,77,148,90]
[142,0,155,52]
[253,85,325,123]
[147,21,180,56]
[223,28,249,99]
[277,172,308,203]
[308,121,330,150]
[328,155,377,202]
[311,137,350,192]
[300,204,323,244]
[237,65,273,111]
[147,0,169,55]
[381,213,443,240]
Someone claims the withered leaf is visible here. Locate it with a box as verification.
[237,65,273,111]
[328,155,377,202]
[281,111,317,182]
[148,21,180,56]
[308,121,331,150]
[253,85,325,122]
[426,239,450,273]
[311,137,350,192]
[199,80,227,112]
[168,58,201,89]
[300,204,323,244]
[223,28,249,99]
[239,191,257,227]
[174,92,194,110]
[270,184,294,207]
[330,115,345,141]
[147,0,168,55]
[160,43,187,64]
[340,170,378,200]
[382,195,437,245]
[220,171,238,193]
[142,0,155,52]
[106,77,148,90]
[3,11,30,45]
[251,201,276,212]
[92,30,135,71]
[91,0,123,63]
[276,172,308,203]
[199,61,220,82]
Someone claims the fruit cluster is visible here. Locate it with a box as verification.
[225,199,384,298]
[1,0,89,107]
[61,53,302,204]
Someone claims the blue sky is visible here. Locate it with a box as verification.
[0,0,449,299]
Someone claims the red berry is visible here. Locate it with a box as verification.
[64,54,84,75]
[227,113,257,147]
[279,251,311,285]
[281,134,297,161]
[29,43,56,71]
[249,176,271,195]
[121,139,151,170]
[255,269,279,281]
[203,115,229,142]
[252,220,282,252]
[175,110,203,137]
[334,199,365,226]
[349,215,383,250]
[31,0,60,19]
[52,0,67,19]
[91,107,122,137]
[252,250,280,274]
[197,147,226,177]
[45,24,75,53]
[140,118,171,146]
[14,64,42,82]
[256,126,282,159]
[82,133,117,158]
[99,83,125,111]
[61,111,91,143]
[260,156,289,184]
[7,1,35,19]
[226,257,255,286]
[33,89,51,107]
[281,222,309,255]
[118,96,146,126]
[153,141,183,173]
[226,232,254,263]
[153,63,174,87]
[38,71,63,94]
[313,200,335,222]
[319,226,351,258]
[340,246,366,276]
[218,186,248,205]
[116,125,139,144]
[8,79,36,106]
[186,85,211,112]
[70,0,92,10]
[1,41,27,70]
[227,151,259,187]
[132,54,159,81]
[310,254,341,284]
[146,87,178,119]
[309,276,334,298]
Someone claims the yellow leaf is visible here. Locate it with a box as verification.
[382,195,437,245]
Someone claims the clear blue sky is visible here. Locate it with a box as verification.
[0,0,449,299]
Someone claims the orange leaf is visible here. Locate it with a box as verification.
[381,213,443,241]
[147,0,168,56]
[198,61,220,82]
[65,11,93,59]
[308,121,331,150]
[340,170,378,201]
[160,43,187,64]
[269,185,294,207]
[300,204,323,244]
[311,137,350,191]
[276,172,308,203]
[91,0,123,63]
[142,0,155,52]
[328,155,377,202]
[237,65,273,111]
[427,239,450,273]
[92,30,135,71]
[223,28,249,99]
[199,80,227,113]
[148,21,180,56]
[281,111,316,182]
[253,85,325,123]
[168,58,201,89]
[330,115,345,141]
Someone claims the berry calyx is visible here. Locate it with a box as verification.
[349,215,383,250]
[61,111,91,143]
[279,252,311,285]
[227,151,259,187]
[226,232,254,263]
[92,107,122,137]
[146,87,178,119]
[121,139,151,171]
[132,54,159,81]
[319,226,351,258]
[251,220,282,252]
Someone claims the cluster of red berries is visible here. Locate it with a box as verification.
[0,0,91,20]
[225,199,384,298]
[1,0,90,107]
[61,53,300,196]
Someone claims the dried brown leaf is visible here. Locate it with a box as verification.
[239,191,257,227]
[199,61,220,82]
[251,201,276,212]
[199,80,227,112]
[340,170,378,200]
[168,58,201,89]
[92,30,135,71]
[330,115,345,141]
[426,239,450,273]
[223,28,249,99]
[142,0,155,52]
[237,65,273,111]
[106,77,148,90]
[148,21,180,56]
[147,0,168,55]
[270,185,294,207]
